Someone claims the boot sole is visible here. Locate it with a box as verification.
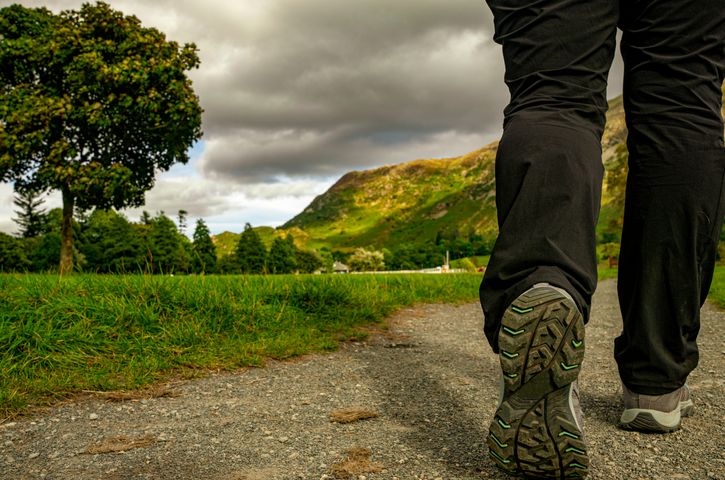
[488,286,589,479]
[619,399,694,433]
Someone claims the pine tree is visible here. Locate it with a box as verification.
[177,209,188,235]
[12,189,46,238]
[192,219,217,274]
[140,211,152,225]
[235,223,267,274]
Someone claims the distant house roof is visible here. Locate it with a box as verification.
[333,261,350,273]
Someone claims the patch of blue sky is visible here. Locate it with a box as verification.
[158,141,205,179]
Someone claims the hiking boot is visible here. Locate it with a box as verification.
[619,384,694,433]
[488,284,589,479]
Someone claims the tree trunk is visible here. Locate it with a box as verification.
[60,186,74,275]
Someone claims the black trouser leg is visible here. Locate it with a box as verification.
[480,0,618,351]
[614,0,725,395]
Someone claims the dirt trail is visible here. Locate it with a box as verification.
[1,280,723,480]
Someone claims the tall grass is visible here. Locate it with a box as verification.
[0,273,481,418]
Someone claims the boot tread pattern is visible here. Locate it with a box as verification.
[488,286,588,479]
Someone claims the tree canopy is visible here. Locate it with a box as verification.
[0,2,202,273]
[268,234,297,274]
[235,223,267,274]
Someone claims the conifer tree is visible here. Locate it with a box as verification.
[192,219,217,274]
[235,223,267,274]
[12,189,46,238]
[177,209,188,235]
[140,211,152,225]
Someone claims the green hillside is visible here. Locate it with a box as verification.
[217,85,725,258]
[282,144,499,252]
[281,96,629,253]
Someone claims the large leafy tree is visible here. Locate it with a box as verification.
[0,3,202,274]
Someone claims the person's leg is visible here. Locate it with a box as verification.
[480,0,617,351]
[481,0,618,476]
[615,0,725,400]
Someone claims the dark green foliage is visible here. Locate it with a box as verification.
[147,213,190,274]
[215,254,241,274]
[140,211,152,225]
[235,223,267,274]
[29,232,61,272]
[0,233,31,271]
[386,243,444,270]
[268,234,297,274]
[12,189,47,238]
[80,209,145,273]
[0,2,202,272]
[192,219,217,274]
[296,249,324,274]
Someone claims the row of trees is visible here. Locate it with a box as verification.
[0,190,330,274]
[0,192,476,274]
[219,224,327,275]
[1,202,213,274]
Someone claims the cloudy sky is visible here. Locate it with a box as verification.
[0,0,623,236]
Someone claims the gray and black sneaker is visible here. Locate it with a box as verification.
[619,384,694,433]
[488,284,589,479]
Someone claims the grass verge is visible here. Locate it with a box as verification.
[707,267,725,309]
[597,266,618,281]
[0,273,480,419]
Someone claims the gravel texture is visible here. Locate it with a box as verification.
[1,279,723,480]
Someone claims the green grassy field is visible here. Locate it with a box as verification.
[1,267,721,420]
[0,273,481,418]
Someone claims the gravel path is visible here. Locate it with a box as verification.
[1,279,723,480]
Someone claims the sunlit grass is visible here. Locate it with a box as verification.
[0,273,480,418]
[707,267,725,309]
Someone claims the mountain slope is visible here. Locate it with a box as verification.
[219,84,724,256]
[283,96,630,252]
[283,143,499,250]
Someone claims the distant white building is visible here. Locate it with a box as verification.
[333,261,350,274]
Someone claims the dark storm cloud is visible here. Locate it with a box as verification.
[177,0,507,182]
[3,0,624,188]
